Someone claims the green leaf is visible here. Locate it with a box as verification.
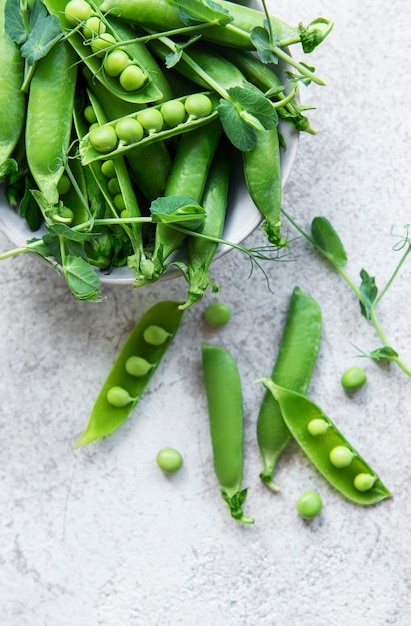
[5,0,29,44]
[217,99,256,151]
[150,195,205,229]
[20,1,61,63]
[169,0,233,26]
[165,50,183,68]
[359,269,378,319]
[250,26,278,64]
[311,216,348,267]
[63,255,103,301]
[0,158,19,179]
[228,85,278,130]
[368,346,399,362]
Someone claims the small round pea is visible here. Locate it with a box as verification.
[57,174,71,196]
[84,105,97,125]
[156,447,183,474]
[143,325,170,346]
[184,93,213,118]
[329,445,354,468]
[204,302,231,327]
[296,491,323,519]
[107,177,121,196]
[119,65,146,92]
[354,473,376,492]
[83,16,106,38]
[113,194,125,211]
[115,118,144,144]
[307,418,329,436]
[341,366,367,391]
[106,386,134,408]
[64,0,92,25]
[103,49,130,77]
[101,159,116,178]
[125,356,153,377]
[91,33,116,57]
[137,108,164,134]
[160,100,186,127]
[89,125,118,153]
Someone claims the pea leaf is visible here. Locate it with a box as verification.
[359,269,378,319]
[250,26,278,64]
[227,85,278,130]
[369,346,399,362]
[63,255,103,302]
[20,1,61,62]
[150,195,205,229]
[169,0,233,26]
[217,99,257,151]
[5,0,29,44]
[311,216,348,267]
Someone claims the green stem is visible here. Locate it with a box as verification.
[375,243,411,306]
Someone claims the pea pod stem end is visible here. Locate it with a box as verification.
[221,488,254,525]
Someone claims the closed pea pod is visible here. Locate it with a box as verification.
[259,381,391,505]
[76,301,184,446]
[257,287,322,491]
[201,342,254,524]
[26,40,77,208]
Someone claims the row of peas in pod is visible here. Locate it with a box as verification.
[75,293,390,525]
[1,0,333,301]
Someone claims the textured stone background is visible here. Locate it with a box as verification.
[1,1,410,624]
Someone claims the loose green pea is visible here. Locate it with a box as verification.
[137,108,164,134]
[106,386,134,407]
[101,159,116,178]
[307,418,329,436]
[143,325,170,346]
[89,125,118,153]
[103,49,130,77]
[84,105,97,125]
[204,302,231,327]
[125,356,153,377]
[354,473,376,492]
[115,118,144,144]
[341,366,367,391]
[296,491,323,519]
[185,93,213,119]
[160,100,186,127]
[329,445,354,468]
[119,65,146,91]
[156,447,183,474]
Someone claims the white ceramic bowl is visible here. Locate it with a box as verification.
[0,95,299,287]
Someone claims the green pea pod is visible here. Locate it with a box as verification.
[201,342,254,524]
[76,301,184,446]
[243,127,284,246]
[26,40,77,208]
[260,381,391,505]
[0,0,26,178]
[179,142,230,309]
[257,287,322,492]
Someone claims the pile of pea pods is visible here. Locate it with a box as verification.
[0,0,333,302]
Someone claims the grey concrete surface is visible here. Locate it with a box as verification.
[0,1,410,624]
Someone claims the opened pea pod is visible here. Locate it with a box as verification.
[258,380,391,505]
[76,301,184,446]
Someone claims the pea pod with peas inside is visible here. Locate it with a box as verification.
[258,380,391,505]
[76,301,184,446]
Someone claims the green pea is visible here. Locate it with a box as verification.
[89,125,118,153]
[84,105,97,125]
[91,33,117,57]
[156,447,183,474]
[125,356,153,377]
[184,93,213,119]
[160,100,186,127]
[101,159,116,178]
[307,418,329,436]
[119,65,146,91]
[103,49,130,77]
[115,118,144,144]
[354,473,376,492]
[341,366,367,391]
[64,0,92,26]
[107,177,121,195]
[106,386,134,407]
[143,325,170,346]
[83,16,106,39]
[329,445,354,468]
[296,491,323,519]
[204,302,231,327]
[57,174,71,196]
[137,108,164,134]
[113,193,125,211]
